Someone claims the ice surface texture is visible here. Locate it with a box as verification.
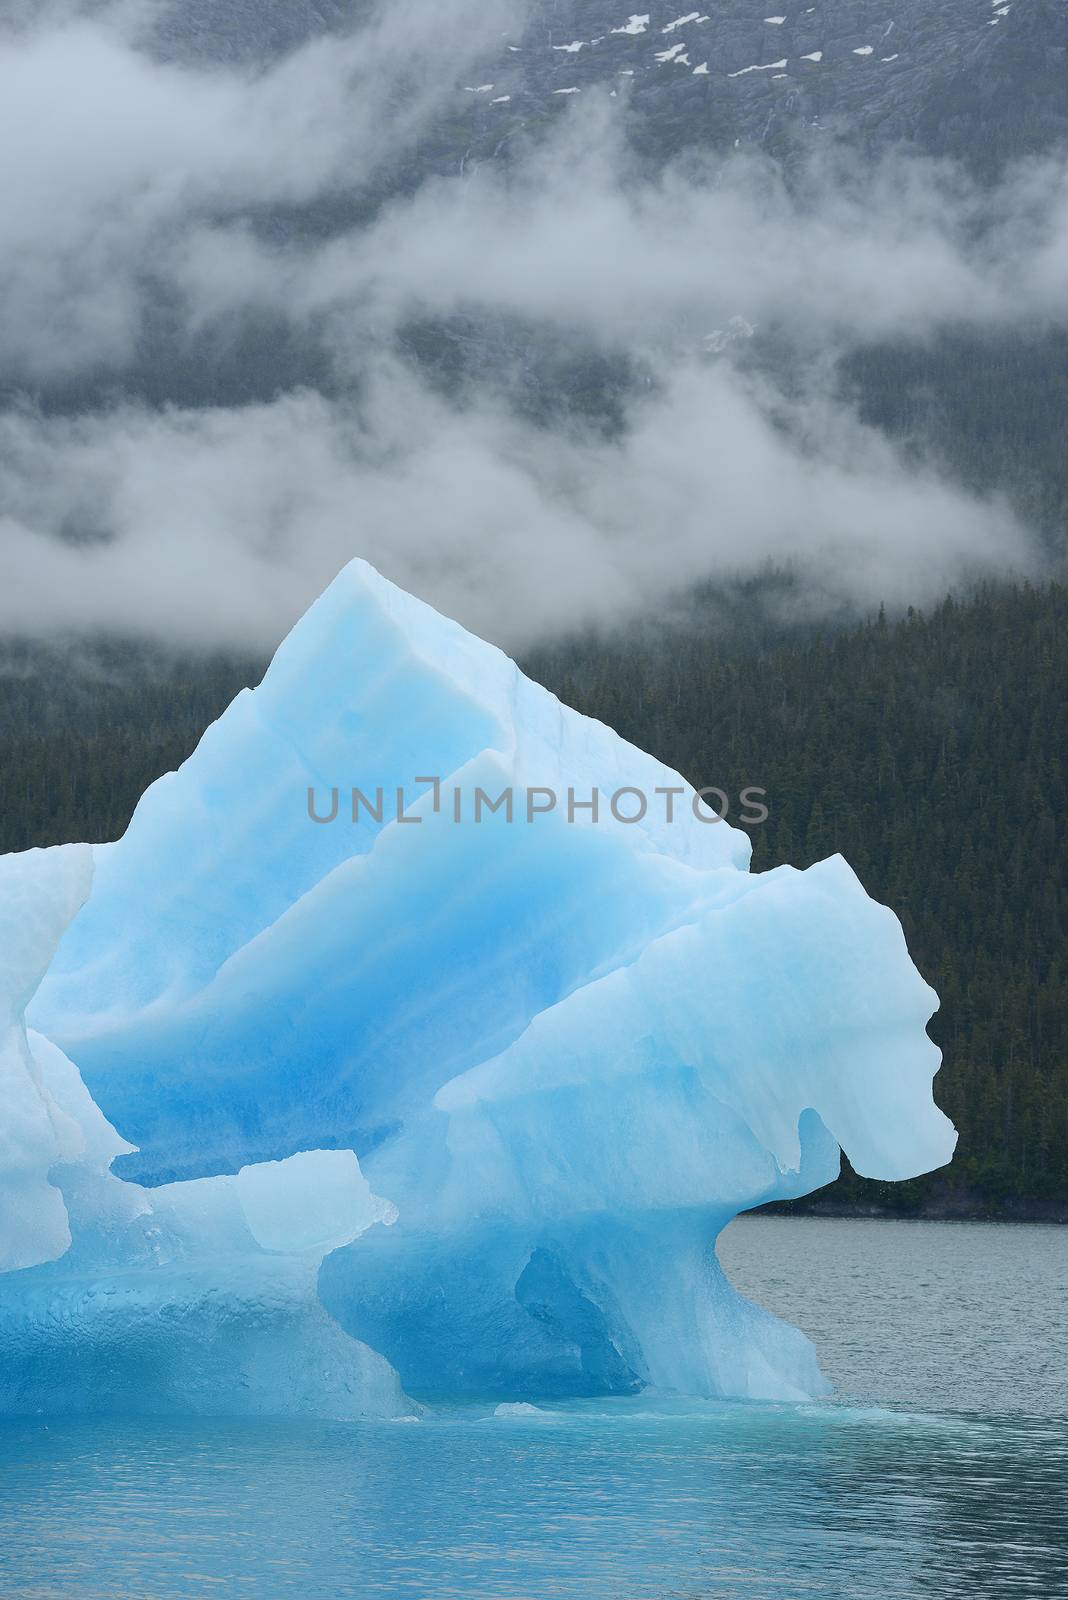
[0,853,404,1418]
[2,560,956,1414]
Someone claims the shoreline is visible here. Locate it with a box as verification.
[755,1197,1068,1225]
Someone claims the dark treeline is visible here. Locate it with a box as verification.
[1,580,1065,1217]
[0,640,264,852]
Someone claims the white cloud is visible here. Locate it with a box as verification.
[0,1,517,378]
[0,360,1036,651]
[0,10,1059,649]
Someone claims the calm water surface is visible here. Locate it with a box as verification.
[1,1217,1065,1599]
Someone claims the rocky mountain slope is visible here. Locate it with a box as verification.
[153,0,1068,170]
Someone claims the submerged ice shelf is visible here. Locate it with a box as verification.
[1,561,956,1416]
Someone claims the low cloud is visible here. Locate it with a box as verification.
[231,107,1068,351]
[0,0,519,380]
[0,361,1035,649]
[0,5,1060,651]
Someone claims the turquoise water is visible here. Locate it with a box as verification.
[1,1218,1066,1599]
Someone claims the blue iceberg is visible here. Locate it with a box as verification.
[1,561,956,1415]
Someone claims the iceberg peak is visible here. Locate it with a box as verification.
[3,560,955,1414]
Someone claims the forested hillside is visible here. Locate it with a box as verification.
[2,579,1065,1217]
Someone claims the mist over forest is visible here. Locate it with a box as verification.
[2,0,1066,651]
